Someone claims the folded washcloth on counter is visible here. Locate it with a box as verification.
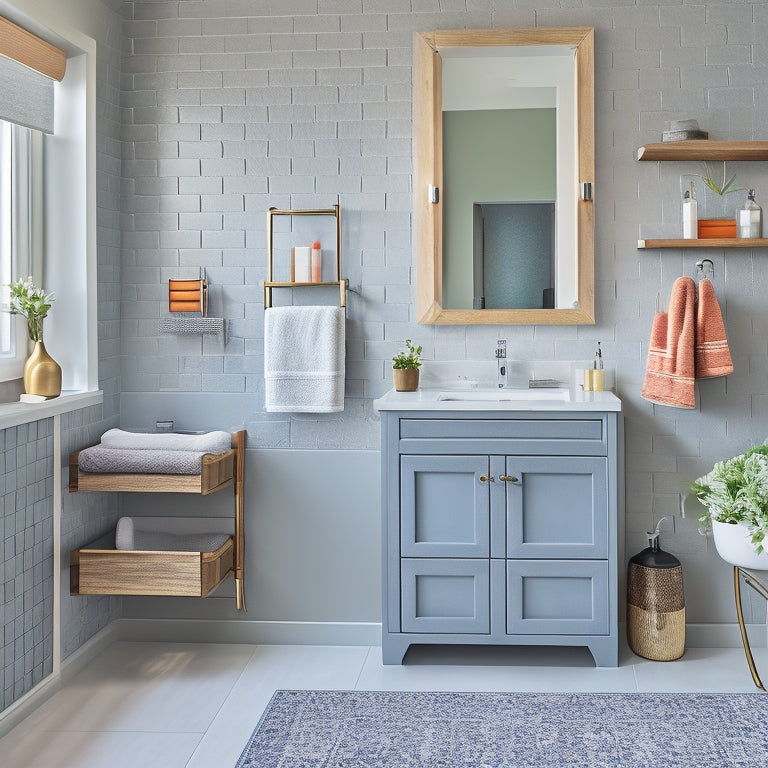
[78,446,208,475]
[100,429,231,454]
[115,517,230,552]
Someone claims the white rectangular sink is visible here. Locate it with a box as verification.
[437,388,571,403]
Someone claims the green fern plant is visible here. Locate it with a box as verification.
[392,339,422,370]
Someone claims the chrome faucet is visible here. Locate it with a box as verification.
[496,339,507,388]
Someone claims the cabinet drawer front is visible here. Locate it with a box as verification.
[506,560,608,635]
[401,558,490,634]
[506,456,608,558]
[401,455,490,558]
[399,417,607,456]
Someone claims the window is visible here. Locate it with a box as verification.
[0,118,38,381]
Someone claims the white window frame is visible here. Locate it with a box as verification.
[0,120,34,382]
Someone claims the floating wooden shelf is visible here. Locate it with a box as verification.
[638,238,768,249]
[636,141,768,162]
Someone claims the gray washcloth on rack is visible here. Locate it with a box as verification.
[115,517,230,552]
[78,446,207,475]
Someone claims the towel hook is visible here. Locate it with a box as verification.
[695,258,715,281]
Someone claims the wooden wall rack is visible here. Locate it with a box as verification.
[69,430,246,610]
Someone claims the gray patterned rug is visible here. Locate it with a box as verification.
[235,689,767,767]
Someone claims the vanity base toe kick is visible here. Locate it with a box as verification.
[379,409,622,667]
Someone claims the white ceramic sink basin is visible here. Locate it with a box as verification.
[437,388,570,402]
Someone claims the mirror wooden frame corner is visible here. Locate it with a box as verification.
[414,27,595,326]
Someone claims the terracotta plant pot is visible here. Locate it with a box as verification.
[393,368,419,392]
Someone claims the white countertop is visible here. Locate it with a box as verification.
[373,387,622,412]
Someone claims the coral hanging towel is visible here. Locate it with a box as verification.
[695,277,734,379]
[641,276,696,409]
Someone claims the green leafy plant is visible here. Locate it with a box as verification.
[690,445,768,553]
[699,161,744,196]
[7,277,55,342]
[392,339,422,370]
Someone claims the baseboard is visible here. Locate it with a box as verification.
[113,618,382,646]
[0,621,120,739]
[685,622,766,649]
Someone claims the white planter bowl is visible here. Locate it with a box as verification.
[712,520,768,571]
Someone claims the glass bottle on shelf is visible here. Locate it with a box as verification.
[736,189,762,239]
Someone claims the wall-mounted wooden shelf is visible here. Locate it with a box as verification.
[638,238,768,249]
[636,141,768,162]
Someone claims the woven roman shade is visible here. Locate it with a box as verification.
[0,15,66,133]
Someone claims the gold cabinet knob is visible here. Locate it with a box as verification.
[479,474,494,483]
[500,475,519,483]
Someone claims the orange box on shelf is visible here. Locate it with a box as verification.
[698,219,736,238]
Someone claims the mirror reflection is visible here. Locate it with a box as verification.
[414,28,595,325]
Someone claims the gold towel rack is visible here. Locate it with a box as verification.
[264,204,347,310]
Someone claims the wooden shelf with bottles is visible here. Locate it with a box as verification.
[638,237,768,249]
[636,140,768,248]
[264,204,346,309]
[636,140,768,162]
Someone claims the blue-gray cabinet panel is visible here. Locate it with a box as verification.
[400,455,490,558]
[506,560,608,635]
[401,558,490,634]
[505,456,608,559]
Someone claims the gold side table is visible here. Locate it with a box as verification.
[734,566,768,691]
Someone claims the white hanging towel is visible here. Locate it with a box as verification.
[264,305,345,413]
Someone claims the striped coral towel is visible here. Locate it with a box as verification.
[695,277,734,378]
[641,276,696,408]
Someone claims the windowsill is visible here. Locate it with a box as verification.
[0,389,103,430]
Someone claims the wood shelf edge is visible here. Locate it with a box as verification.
[638,238,768,249]
[637,140,768,162]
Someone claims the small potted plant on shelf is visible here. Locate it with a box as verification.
[689,444,768,570]
[392,339,422,392]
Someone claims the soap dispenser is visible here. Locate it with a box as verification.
[682,181,697,239]
[736,189,762,239]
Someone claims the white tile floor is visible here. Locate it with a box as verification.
[0,640,765,768]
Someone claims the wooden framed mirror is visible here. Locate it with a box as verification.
[414,27,595,325]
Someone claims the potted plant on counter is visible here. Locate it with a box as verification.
[392,339,422,392]
[690,445,768,570]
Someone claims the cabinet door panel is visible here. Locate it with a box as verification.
[401,455,490,557]
[506,560,608,635]
[401,558,490,634]
[506,456,607,558]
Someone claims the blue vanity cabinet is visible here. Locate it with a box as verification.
[380,409,621,667]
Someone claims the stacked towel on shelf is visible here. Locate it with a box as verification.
[78,447,209,475]
[642,275,733,408]
[100,429,231,454]
[77,429,232,475]
[115,517,230,552]
[264,305,345,413]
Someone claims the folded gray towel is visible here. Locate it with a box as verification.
[115,517,230,552]
[78,446,207,475]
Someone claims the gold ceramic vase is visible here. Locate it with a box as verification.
[23,339,62,398]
